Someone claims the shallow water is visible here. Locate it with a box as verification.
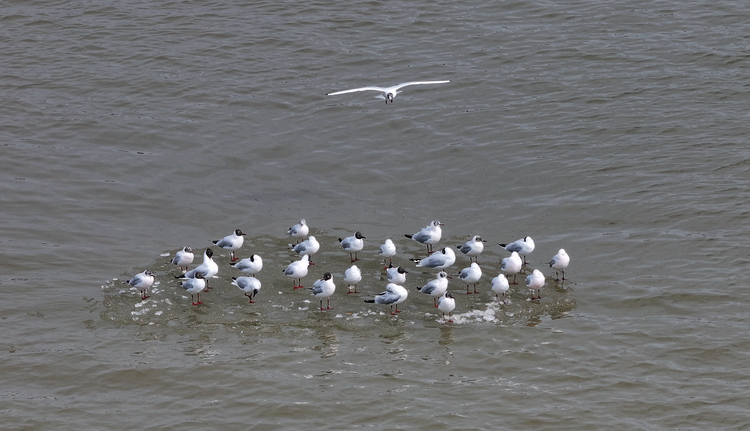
[3,1,750,429]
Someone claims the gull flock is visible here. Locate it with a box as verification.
[124,219,570,323]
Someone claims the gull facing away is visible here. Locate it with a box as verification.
[526,269,545,301]
[378,239,397,269]
[327,80,450,104]
[491,273,510,303]
[344,265,362,294]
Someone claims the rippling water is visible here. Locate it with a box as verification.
[3,1,750,429]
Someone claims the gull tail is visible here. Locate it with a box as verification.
[498,243,508,247]
[212,240,219,245]
[404,234,413,239]
[363,299,375,304]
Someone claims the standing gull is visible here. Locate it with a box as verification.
[413,247,456,270]
[181,273,206,306]
[213,229,246,262]
[180,248,219,290]
[500,251,523,285]
[458,262,482,295]
[549,249,570,281]
[291,235,320,264]
[456,235,486,263]
[231,254,263,276]
[438,292,456,323]
[364,283,409,315]
[526,269,545,300]
[416,271,451,307]
[344,265,362,294]
[339,231,365,262]
[232,276,261,304]
[311,272,336,311]
[491,273,510,302]
[125,270,155,301]
[498,236,535,266]
[327,80,450,104]
[287,219,309,244]
[378,239,397,269]
[169,246,194,273]
[405,220,443,254]
[284,254,311,289]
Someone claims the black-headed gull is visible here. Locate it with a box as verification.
[405,220,443,254]
[327,80,450,104]
[169,246,194,273]
[416,271,450,307]
[378,239,397,269]
[231,254,263,276]
[344,264,362,294]
[458,262,482,295]
[213,229,246,262]
[413,247,456,270]
[500,251,523,285]
[180,248,219,290]
[339,231,365,262]
[364,283,408,315]
[437,291,456,323]
[491,273,510,302]
[287,219,309,243]
[232,276,261,304]
[125,270,155,301]
[549,249,570,281]
[498,236,535,266]
[291,235,320,264]
[456,235,486,263]
[284,254,311,289]
[311,272,336,311]
[181,273,206,306]
[525,269,545,300]
[386,263,408,285]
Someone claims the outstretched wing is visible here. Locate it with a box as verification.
[327,86,386,96]
[392,80,450,91]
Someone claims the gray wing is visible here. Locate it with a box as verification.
[459,244,472,254]
[412,231,432,243]
[214,237,231,248]
[128,274,144,286]
[375,292,399,304]
[327,86,386,96]
[294,243,307,253]
[419,284,436,295]
[392,80,450,91]
[312,285,323,295]
[505,242,523,253]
